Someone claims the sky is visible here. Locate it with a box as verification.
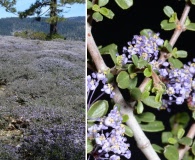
[0,0,85,18]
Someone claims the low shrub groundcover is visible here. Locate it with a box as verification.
[13,30,65,41]
[0,36,85,159]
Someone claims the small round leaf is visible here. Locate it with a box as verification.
[163,6,174,18]
[92,12,103,22]
[115,0,133,10]
[164,145,179,160]
[124,124,133,137]
[88,100,109,119]
[98,0,109,7]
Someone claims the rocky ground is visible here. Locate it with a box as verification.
[0,36,85,159]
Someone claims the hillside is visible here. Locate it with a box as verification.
[0,16,85,40]
[0,36,85,159]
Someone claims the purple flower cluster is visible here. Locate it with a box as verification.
[122,32,164,65]
[87,72,115,108]
[88,106,131,160]
[159,59,195,108]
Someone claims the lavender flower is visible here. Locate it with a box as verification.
[87,72,115,108]
[123,32,164,64]
[159,59,195,109]
[88,106,131,160]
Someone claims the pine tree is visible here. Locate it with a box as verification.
[0,0,16,13]
[19,0,84,37]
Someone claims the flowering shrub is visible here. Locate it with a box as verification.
[87,0,195,160]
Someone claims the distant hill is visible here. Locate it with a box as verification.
[0,16,85,41]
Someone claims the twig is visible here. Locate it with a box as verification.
[179,123,195,160]
[139,3,191,96]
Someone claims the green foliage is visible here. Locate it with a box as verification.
[87,100,109,120]
[142,96,162,109]
[124,125,134,137]
[46,33,65,40]
[99,43,118,64]
[140,121,165,132]
[88,0,133,22]
[164,145,179,160]
[136,112,156,123]
[14,30,47,40]
[152,144,164,154]
[115,0,133,10]
[87,139,93,153]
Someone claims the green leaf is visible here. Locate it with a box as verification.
[124,124,134,137]
[162,132,173,143]
[160,20,176,30]
[184,16,191,26]
[92,12,103,22]
[169,13,177,23]
[169,112,190,129]
[186,23,195,31]
[142,96,162,109]
[140,29,154,38]
[116,71,131,89]
[143,78,153,92]
[92,4,100,11]
[105,72,114,83]
[177,128,185,139]
[163,6,174,18]
[100,7,114,19]
[115,0,133,9]
[164,145,179,160]
[168,137,177,144]
[191,0,195,5]
[168,57,183,69]
[87,0,93,9]
[132,54,139,65]
[88,100,109,119]
[192,141,195,155]
[136,112,156,122]
[141,91,150,100]
[98,0,109,7]
[122,114,129,122]
[152,144,164,154]
[193,111,195,120]
[144,68,152,77]
[87,139,94,153]
[136,58,148,69]
[164,40,173,53]
[179,137,192,146]
[99,43,118,63]
[140,121,164,132]
[128,64,136,74]
[129,77,138,89]
[130,88,142,101]
[136,101,144,114]
[175,50,187,58]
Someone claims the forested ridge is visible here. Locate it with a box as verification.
[0,16,85,40]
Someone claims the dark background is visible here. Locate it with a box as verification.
[90,0,195,159]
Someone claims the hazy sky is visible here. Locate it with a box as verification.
[0,0,85,18]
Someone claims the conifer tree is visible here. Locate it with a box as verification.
[19,0,84,36]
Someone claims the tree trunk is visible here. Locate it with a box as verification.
[50,0,57,36]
